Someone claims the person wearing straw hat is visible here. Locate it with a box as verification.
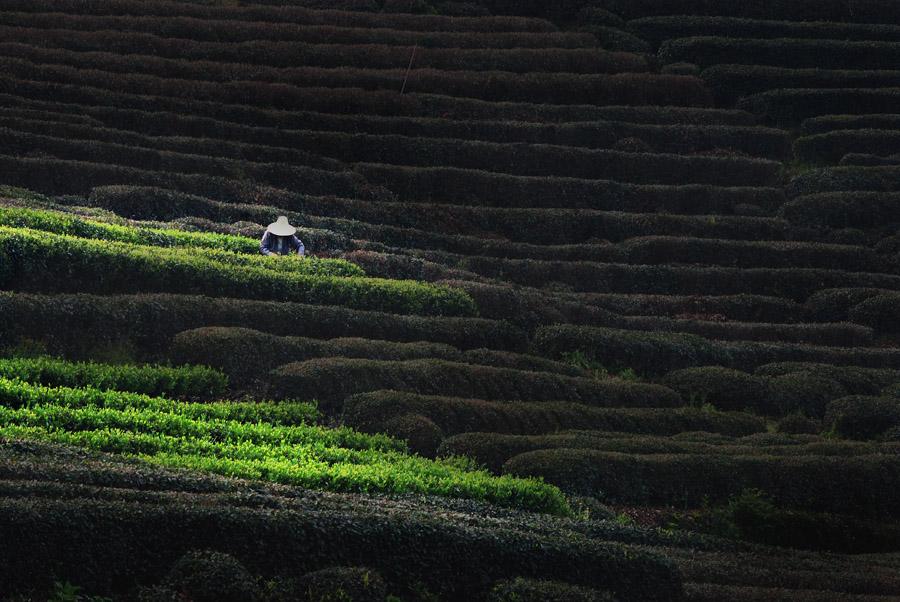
[260,216,305,257]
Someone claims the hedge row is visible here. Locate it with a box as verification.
[788,166,900,197]
[489,578,615,602]
[0,114,777,191]
[620,317,873,349]
[457,257,900,300]
[630,16,900,48]
[451,278,882,333]
[0,492,681,601]
[269,357,681,411]
[0,53,708,115]
[795,130,900,165]
[755,362,900,395]
[295,133,783,186]
[357,163,785,213]
[0,123,373,200]
[0,357,227,400]
[1,412,574,515]
[46,120,780,186]
[803,288,892,323]
[162,215,350,252]
[99,178,658,261]
[0,73,745,129]
[616,236,889,273]
[534,325,900,375]
[341,391,765,453]
[0,378,321,431]
[36,97,787,161]
[592,0,900,23]
[87,183,798,248]
[0,228,476,317]
[0,292,522,359]
[660,366,869,417]
[341,248,484,283]
[0,62,711,127]
[170,326,583,383]
[446,280,624,328]
[849,293,900,333]
[673,548,900,597]
[0,104,100,127]
[584,293,804,324]
[0,11,598,48]
[824,395,900,440]
[0,152,305,201]
[684,583,900,602]
[2,0,562,32]
[702,65,900,105]
[0,108,345,173]
[779,193,900,228]
[0,205,262,254]
[801,114,900,135]
[840,153,900,166]
[662,37,900,70]
[0,207,364,278]
[0,26,649,74]
[504,449,900,517]
[738,88,900,126]
[438,431,897,472]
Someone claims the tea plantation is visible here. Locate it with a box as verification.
[1,0,900,600]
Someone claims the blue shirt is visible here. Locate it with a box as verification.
[260,232,305,256]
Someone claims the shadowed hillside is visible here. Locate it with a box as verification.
[1,1,900,601]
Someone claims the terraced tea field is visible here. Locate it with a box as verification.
[1,1,900,600]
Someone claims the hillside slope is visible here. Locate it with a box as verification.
[1,1,900,601]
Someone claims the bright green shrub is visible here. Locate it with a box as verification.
[0,206,363,277]
[0,206,259,254]
[0,377,319,427]
[0,356,227,399]
[0,413,567,514]
[0,227,476,317]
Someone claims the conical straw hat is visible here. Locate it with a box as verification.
[267,216,296,236]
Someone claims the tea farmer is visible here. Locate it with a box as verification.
[260,216,305,257]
